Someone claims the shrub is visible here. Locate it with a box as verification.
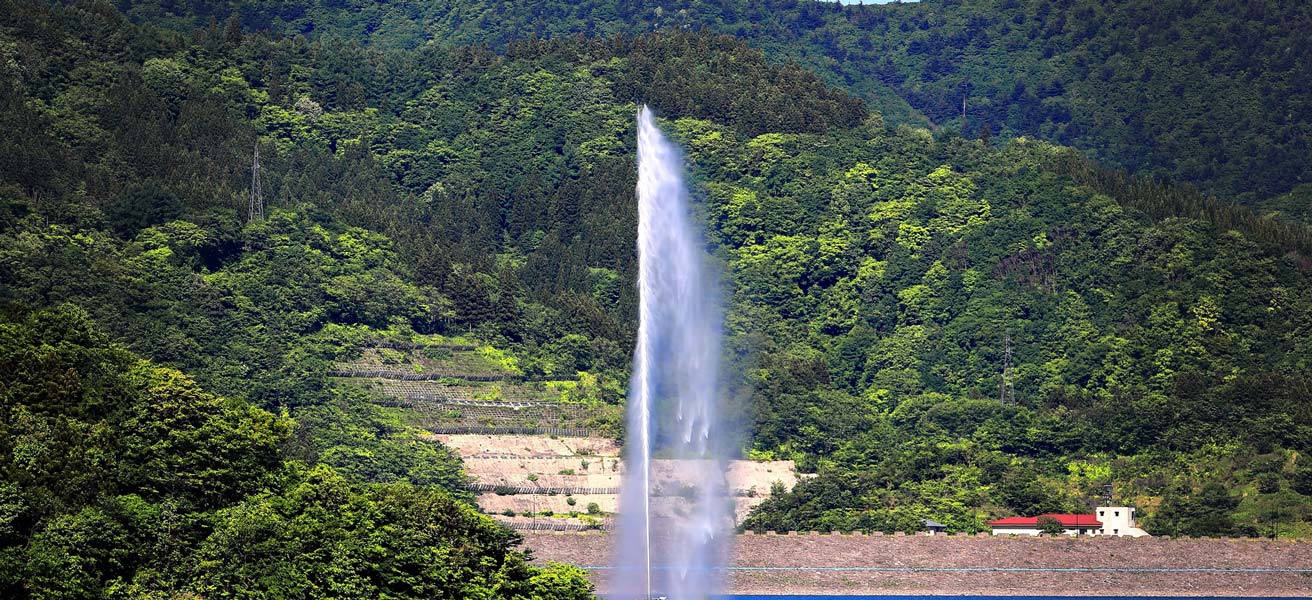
[1037,516,1065,536]
[421,347,453,360]
[1293,468,1312,496]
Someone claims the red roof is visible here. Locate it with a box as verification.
[988,514,1102,527]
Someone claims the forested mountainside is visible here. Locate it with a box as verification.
[0,306,593,598]
[1,0,1312,592]
[123,0,1312,206]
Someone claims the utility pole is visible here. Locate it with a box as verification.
[999,334,1015,405]
[248,142,264,222]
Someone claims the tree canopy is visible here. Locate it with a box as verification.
[0,6,1310,597]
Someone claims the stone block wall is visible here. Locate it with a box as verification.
[520,531,1312,596]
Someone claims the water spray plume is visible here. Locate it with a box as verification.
[614,106,731,599]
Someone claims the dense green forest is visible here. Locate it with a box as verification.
[0,305,592,598]
[1,0,1312,594]
[121,0,1312,205]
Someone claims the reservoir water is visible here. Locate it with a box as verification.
[722,597,1300,600]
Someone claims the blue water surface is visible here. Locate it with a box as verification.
[723,597,1300,600]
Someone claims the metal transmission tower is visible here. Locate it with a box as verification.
[248,142,265,221]
[999,334,1015,405]
[962,95,968,133]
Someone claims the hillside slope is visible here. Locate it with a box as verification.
[0,306,592,598]
[1,0,1311,553]
[119,0,1312,205]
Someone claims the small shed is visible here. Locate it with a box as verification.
[922,518,947,535]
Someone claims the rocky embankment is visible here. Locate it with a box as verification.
[521,531,1312,596]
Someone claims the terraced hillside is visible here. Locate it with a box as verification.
[331,339,619,433]
[331,336,798,531]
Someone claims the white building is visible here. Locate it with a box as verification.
[1093,506,1149,537]
[987,506,1149,537]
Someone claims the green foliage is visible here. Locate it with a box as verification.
[1036,516,1065,537]
[1048,150,1312,260]
[0,306,592,598]
[0,306,278,596]
[1,0,1310,562]
[1150,483,1244,538]
[25,496,160,599]
[194,465,590,599]
[124,0,1312,206]
[116,366,289,509]
[527,564,594,600]
[291,388,470,495]
[726,133,1312,535]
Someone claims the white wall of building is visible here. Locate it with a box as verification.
[989,525,1100,537]
[989,507,1151,537]
[1094,506,1150,537]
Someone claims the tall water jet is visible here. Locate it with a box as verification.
[615,106,730,599]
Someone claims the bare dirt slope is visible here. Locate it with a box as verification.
[436,433,798,529]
